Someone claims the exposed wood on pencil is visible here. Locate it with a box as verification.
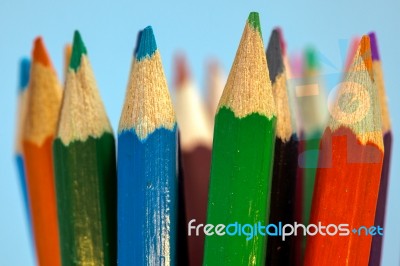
[266,28,299,266]
[304,35,384,266]
[276,28,304,266]
[117,26,178,265]
[53,31,117,265]
[204,12,276,265]
[345,37,360,72]
[23,37,62,266]
[63,44,72,82]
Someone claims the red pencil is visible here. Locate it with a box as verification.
[173,54,212,265]
[304,35,384,266]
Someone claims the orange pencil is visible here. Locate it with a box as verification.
[23,37,62,266]
[304,36,383,265]
[63,43,72,81]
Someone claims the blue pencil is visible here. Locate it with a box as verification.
[118,26,178,265]
[15,58,32,239]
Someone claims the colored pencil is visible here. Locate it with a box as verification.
[22,37,62,266]
[304,35,384,265]
[345,37,360,72]
[298,47,329,227]
[173,53,212,266]
[368,32,392,266]
[203,12,277,265]
[117,26,178,265]
[205,59,225,122]
[53,31,117,265]
[177,134,190,266]
[63,43,72,81]
[276,28,300,134]
[266,29,299,266]
[289,53,303,79]
[14,57,32,238]
[277,29,304,266]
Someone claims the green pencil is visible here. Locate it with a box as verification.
[53,31,117,265]
[298,47,328,227]
[203,12,276,265]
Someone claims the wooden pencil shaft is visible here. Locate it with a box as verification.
[368,32,392,265]
[305,127,383,265]
[182,145,211,266]
[369,132,392,265]
[204,12,277,264]
[53,134,117,265]
[266,136,299,266]
[118,128,178,265]
[204,108,276,265]
[305,36,384,265]
[54,31,117,265]
[23,138,61,266]
[117,26,178,265]
[23,38,62,266]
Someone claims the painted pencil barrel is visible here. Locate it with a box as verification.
[15,154,31,229]
[23,38,62,266]
[204,108,276,265]
[117,25,178,265]
[23,138,61,266]
[266,136,298,265]
[53,133,117,265]
[118,127,178,265]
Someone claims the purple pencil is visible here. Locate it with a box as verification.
[368,32,393,266]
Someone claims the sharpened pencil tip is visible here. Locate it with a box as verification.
[368,32,380,61]
[19,58,30,91]
[64,44,72,66]
[248,12,262,36]
[267,29,284,83]
[70,30,87,71]
[275,27,286,56]
[174,53,190,89]
[133,30,143,57]
[304,47,319,71]
[136,26,157,61]
[360,35,373,79]
[32,37,51,67]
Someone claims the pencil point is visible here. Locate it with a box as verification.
[360,35,373,79]
[305,47,319,70]
[133,30,143,57]
[136,26,157,61]
[64,44,72,64]
[368,32,380,61]
[174,54,190,88]
[267,29,284,83]
[19,58,30,91]
[32,37,51,67]
[248,12,262,36]
[275,27,286,56]
[70,30,87,71]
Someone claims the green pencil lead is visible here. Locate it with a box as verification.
[248,12,262,37]
[70,30,88,71]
